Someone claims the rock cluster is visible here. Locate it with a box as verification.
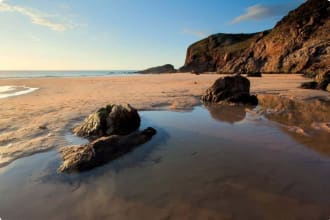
[59,104,156,172]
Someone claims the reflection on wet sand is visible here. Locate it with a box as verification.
[259,95,330,157]
[205,103,247,123]
[0,105,330,220]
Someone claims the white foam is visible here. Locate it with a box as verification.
[0,86,16,93]
[0,85,39,99]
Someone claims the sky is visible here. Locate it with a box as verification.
[0,0,305,70]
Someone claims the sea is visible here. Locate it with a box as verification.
[0,70,137,78]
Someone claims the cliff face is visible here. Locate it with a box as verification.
[179,32,265,73]
[180,0,330,74]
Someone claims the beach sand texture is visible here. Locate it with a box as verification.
[0,73,329,167]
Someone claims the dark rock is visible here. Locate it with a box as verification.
[136,64,176,74]
[58,127,157,172]
[301,81,318,89]
[226,93,258,105]
[201,75,258,105]
[38,125,48,130]
[247,72,262,77]
[73,104,140,139]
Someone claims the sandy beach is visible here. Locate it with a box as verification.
[0,73,329,167]
[1,73,330,220]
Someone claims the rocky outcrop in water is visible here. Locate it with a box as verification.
[180,0,329,74]
[201,75,258,105]
[73,104,140,139]
[58,127,157,172]
[136,64,177,74]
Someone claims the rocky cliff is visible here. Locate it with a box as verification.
[136,64,176,74]
[180,0,330,74]
[179,32,265,73]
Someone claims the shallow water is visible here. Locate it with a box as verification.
[0,105,330,220]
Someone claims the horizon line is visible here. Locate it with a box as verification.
[0,69,139,71]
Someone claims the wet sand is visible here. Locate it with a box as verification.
[0,73,329,167]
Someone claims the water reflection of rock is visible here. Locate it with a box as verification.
[205,104,246,124]
[259,95,330,157]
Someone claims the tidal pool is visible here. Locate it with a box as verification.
[0,105,329,220]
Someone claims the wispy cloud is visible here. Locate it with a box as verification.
[230,1,304,24]
[182,28,208,38]
[0,0,77,31]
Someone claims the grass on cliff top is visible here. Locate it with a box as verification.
[189,33,259,57]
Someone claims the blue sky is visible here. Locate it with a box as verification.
[0,0,304,70]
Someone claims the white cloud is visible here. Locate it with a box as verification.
[0,0,77,31]
[230,1,304,24]
[182,28,208,38]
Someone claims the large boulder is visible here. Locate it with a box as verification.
[73,104,141,139]
[201,75,258,105]
[59,127,157,172]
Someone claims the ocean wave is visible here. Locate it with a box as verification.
[0,85,39,99]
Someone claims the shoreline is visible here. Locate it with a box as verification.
[0,71,314,81]
[0,73,329,167]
